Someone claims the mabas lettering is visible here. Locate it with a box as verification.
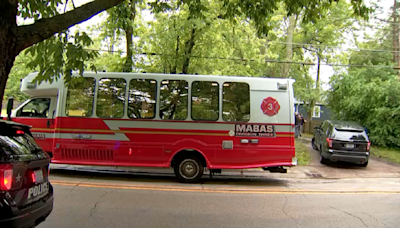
[235,124,275,137]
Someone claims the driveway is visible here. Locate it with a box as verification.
[296,137,400,179]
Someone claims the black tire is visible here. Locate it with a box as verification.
[320,151,328,164]
[174,156,204,183]
[311,138,318,150]
[360,161,368,167]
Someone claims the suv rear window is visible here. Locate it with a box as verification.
[332,128,368,141]
[0,130,42,156]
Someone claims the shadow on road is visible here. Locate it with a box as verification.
[321,161,366,169]
[50,168,289,187]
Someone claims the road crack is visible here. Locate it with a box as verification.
[330,206,368,227]
[282,194,298,225]
[69,176,93,194]
[362,212,388,227]
[89,189,117,217]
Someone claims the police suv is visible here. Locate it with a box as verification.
[0,120,53,228]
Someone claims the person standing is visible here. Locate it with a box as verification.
[299,114,307,137]
[295,112,300,138]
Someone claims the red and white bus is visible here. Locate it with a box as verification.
[8,72,296,182]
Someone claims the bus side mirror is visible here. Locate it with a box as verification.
[6,97,14,121]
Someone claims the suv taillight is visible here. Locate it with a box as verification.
[367,142,371,150]
[326,138,333,148]
[0,164,13,191]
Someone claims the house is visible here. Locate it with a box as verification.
[294,98,331,133]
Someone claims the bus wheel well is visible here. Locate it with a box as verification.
[171,150,207,168]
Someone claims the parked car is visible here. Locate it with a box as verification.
[311,120,370,167]
[0,120,53,228]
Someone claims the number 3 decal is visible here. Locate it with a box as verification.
[261,97,280,116]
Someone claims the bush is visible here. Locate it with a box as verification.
[328,68,400,148]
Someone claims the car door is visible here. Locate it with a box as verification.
[11,97,57,154]
[316,121,327,148]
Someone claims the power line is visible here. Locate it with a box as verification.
[264,41,400,54]
[84,48,399,70]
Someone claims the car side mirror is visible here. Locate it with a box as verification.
[6,97,14,121]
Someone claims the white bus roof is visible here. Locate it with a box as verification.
[21,71,295,97]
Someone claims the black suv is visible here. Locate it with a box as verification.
[312,120,370,166]
[0,120,53,228]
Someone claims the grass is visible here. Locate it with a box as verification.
[301,133,314,139]
[295,139,312,166]
[370,146,400,164]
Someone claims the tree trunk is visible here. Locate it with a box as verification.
[281,15,297,78]
[182,27,197,74]
[0,1,18,111]
[0,0,123,106]
[123,0,136,72]
[171,19,180,74]
[392,0,400,72]
[307,54,321,133]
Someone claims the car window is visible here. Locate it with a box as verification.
[332,129,368,141]
[0,132,42,156]
[16,98,51,118]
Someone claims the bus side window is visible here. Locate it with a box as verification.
[159,80,188,120]
[65,77,96,117]
[191,81,219,121]
[128,79,157,119]
[96,78,126,118]
[16,98,51,118]
[222,82,250,122]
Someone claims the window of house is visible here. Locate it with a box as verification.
[313,106,321,118]
[128,79,157,119]
[96,78,126,118]
[191,81,219,121]
[66,77,96,117]
[222,82,250,122]
[159,80,188,120]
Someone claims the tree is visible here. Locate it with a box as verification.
[294,0,359,130]
[327,29,400,147]
[1,0,369,110]
[0,0,124,109]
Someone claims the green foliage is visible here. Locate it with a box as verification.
[327,26,400,148]
[26,31,98,84]
[295,139,311,166]
[328,69,400,148]
[5,53,31,101]
[370,146,400,164]
[19,0,62,19]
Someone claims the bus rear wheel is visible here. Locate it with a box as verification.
[174,156,204,183]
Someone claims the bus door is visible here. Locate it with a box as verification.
[12,97,58,154]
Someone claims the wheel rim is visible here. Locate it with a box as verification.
[179,159,200,180]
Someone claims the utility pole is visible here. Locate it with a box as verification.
[392,0,400,74]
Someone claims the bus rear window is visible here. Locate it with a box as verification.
[191,81,219,121]
[66,77,95,117]
[222,82,250,122]
[96,78,126,118]
[128,79,157,119]
[159,80,188,120]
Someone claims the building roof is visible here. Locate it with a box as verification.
[294,98,325,105]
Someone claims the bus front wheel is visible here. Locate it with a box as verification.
[174,156,204,183]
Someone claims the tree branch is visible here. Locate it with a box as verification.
[16,0,123,53]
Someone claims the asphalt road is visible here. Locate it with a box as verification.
[36,168,400,228]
